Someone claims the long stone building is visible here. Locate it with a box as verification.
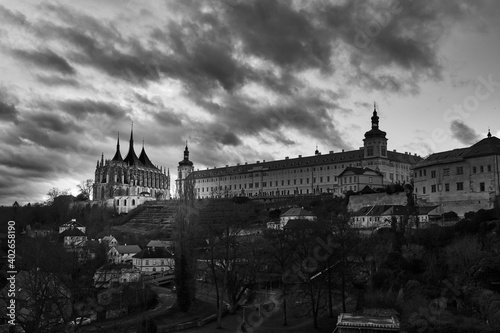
[93,126,170,212]
[412,130,500,216]
[177,106,422,198]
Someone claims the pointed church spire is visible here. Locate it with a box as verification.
[101,153,104,166]
[124,121,142,166]
[112,131,123,161]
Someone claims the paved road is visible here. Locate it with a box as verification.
[79,285,175,333]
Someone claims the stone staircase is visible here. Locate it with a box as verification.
[116,201,177,234]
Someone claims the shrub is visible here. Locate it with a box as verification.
[371,269,393,290]
[442,211,458,221]
[474,209,497,223]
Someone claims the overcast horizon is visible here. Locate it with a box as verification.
[1,0,499,206]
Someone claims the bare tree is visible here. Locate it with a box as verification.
[77,179,94,201]
[46,187,70,204]
[173,176,199,311]
[198,199,254,328]
[263,228,294,325]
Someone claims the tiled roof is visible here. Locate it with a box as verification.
[463,135,500,158]
[413,135,500,168]
[147,240,173,248]
[60,219,84,228]
[284,219,318,230]
[113,245,141,254]
[188,150,421,179]
[281,207,315,217]
[413,148,469,168]
[338,167,382,177]
[60,228,86,237]
[353,205,439,216]
[133,247,174,259]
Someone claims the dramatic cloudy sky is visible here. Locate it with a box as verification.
[1,0,499,205]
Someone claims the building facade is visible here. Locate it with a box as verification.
[338,167,384,193]
[108,245,142,264]
[132,248,175,274]
[412,131,500,216]
[177,106,422,198]
[93,125,170,209]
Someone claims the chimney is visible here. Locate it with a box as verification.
[256,161,260,164]
[237,163,240,165]
[263,160,265,162]
[342,149,345,152]
[285,157,289,160]
[245,162,248,165]
[226,165,229,167]
[329,151,333,154]
[393,149,396,152]
[298,155,302,158]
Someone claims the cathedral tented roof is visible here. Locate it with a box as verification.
[123,126,143,166]
[139,147,156,168]
[112,133,123,162]
[124,148,142,166]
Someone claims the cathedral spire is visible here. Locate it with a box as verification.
[112,131,123,161]
[124,121,142,166]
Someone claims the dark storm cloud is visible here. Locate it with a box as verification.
[450,120,480,145]
[30,112,84,135]
[152,110,183,127]
[0,100,19,122]
[36,74,80,87]
[11,48,76,75]
[0,5,30,28]
[134,92,157,106]
[220,132,242,146]
[224,0,332,71]
[58,98,128,120]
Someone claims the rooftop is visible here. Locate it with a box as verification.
[414,133,500,168]
[133,247,174,259]
[188,149,421,179]
[113,245,141,254]
[281,207,316,218]
[337,313,400,330]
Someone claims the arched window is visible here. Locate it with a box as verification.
[132,199,135,206]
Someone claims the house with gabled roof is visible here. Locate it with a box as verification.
[102,235,118,248]
[267,207,317,230]
[338,167,384,194]
[132,247,175,274]
[351,205,440,229]
[59,219,86,234]
[146,239,173,251]
[108,245,141,264]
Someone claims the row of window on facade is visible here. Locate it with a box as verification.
[418,165,493,178]
[417,181,488,194]
[195,163,381,182]
[116,199,136,206]
[198,187,337,197]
